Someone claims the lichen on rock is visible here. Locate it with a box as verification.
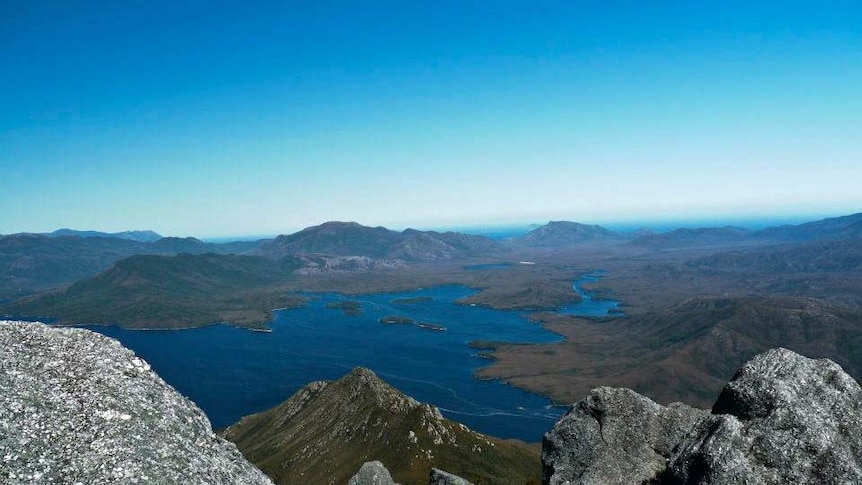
[0,320,273,485]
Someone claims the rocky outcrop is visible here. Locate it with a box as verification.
[543,348,862,485]
[349,461,400,485]
[542,388,706,484]
[663,348,862,484]
[0,320,273,485]
[429,468,475,485]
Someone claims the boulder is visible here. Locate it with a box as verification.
[349,461,400,485]
[543,348,862,485]
[542,387,706,484]
[663,348,862,484]
[0,321,273,485]
[429,468,475,485]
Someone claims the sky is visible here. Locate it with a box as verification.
[1,1,860,237]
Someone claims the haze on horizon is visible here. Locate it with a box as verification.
[2,1,860,238]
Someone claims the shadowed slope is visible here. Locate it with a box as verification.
[0,233,268,301]
[2,253,303,329]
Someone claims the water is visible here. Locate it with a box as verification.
[462,263,513,271]
[85,275,619,442]
[561,271,622,316]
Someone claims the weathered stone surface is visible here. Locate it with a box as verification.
[543,348,862,485]
[663,348,862,484]
[0,320,273,485]
[429,468,475,485]
[349,461,400,485]
[542,387,706,485]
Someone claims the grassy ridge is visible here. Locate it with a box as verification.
[0,233,266,301]
[3,253,303,329]
[223,368,541,485]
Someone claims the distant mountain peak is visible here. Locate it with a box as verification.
[632,227,655,238]
[317,221,371,229]
[258,222,503,262]
[513,220,619,247]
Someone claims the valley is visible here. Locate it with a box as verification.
[1,213,861,443]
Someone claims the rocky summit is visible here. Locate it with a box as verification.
[222,367,541,485]
[0,320,273,485]
[543,347,862,485]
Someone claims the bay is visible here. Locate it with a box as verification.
[88,275,620,441]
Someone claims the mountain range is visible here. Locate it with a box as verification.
[2,213,862,483]
[510,221,620,247]
[3,212,861,330]
[629,212,862,249]
[3,253,303,329]
[755,212,862,242]
[0,233,266,302]
[5,213,858,304]
[45,228,163,242]
[256,221,504,261]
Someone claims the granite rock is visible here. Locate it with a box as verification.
[0,320,273,485]
[543,387,706,485]
[543,348,862,485]
[429,467,475,485]
[663,348,862,484]
[349,461,400,485]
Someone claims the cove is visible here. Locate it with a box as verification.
[86,274,619,442]
[561,271,622,316]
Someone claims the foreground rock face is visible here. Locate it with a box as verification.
[543,388,706,485]
[544,348,862,485]
[664,348,862,484]
[0,321,273,485]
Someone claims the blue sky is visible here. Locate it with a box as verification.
[2,1,860,237]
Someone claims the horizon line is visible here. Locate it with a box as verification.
[4,210,857,242]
